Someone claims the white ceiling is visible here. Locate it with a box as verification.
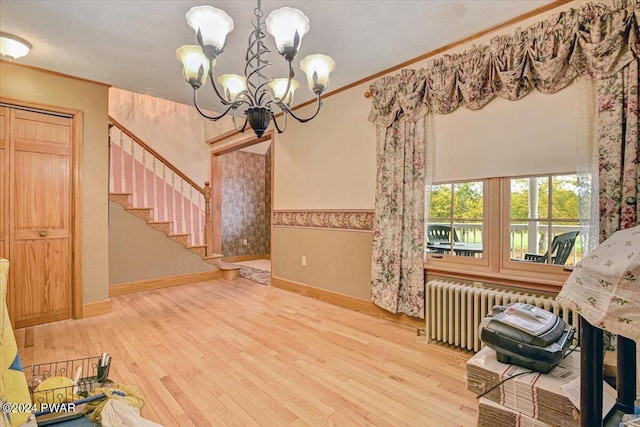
[0,1,554,112]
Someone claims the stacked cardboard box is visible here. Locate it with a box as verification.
[467,346,580,427]
[478,397,552,427]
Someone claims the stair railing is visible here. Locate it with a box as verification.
[108,116,213,254]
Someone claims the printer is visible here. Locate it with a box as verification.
[479,302,574,374]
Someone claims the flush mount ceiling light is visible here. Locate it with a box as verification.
[176,0,335,138]
[0,32,32,60]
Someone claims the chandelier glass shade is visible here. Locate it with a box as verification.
[177,0,335,138]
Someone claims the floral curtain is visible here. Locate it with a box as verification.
[597,60,639,241]
[370,84,426,316]
[367,0,639,317]
[595,52,638,355]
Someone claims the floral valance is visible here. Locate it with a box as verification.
[368,0,640,127]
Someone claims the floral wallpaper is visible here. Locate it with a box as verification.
[221,150,271,257]
[265,146,271,251]
[273,210,374,231]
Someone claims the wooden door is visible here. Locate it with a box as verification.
[0,108,8,260]
[9,109,73,327]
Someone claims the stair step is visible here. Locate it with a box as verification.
[219,262,241,270]
[187,245,206,257]
[203,254,223,267]
[109,193,133,208]
[148,221,172,234]
[126,207,153,221]
[168,234,190,246]
[114,192,218,269]
[219,262,241,280]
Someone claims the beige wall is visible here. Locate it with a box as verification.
[109,202,217,284]
[204,114,234,142]
[269,85,377,300]
[0,61,109,303]
[273,227,373,300]
[274,88,378,210]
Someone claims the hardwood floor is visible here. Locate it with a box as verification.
[15,277,479,426]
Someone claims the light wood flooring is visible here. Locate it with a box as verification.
[15,277,478,426]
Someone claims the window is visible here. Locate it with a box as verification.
[427,181,484,258]
[426,173,590,288]
[508,174,585,266]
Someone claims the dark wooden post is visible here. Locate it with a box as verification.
[616,336,636,413]
[580,316,603,427]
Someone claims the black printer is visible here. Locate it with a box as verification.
[479,302,574,374]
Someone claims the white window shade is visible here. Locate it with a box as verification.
[431,81,595,183]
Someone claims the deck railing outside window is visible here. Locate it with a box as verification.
[426,222,585,264]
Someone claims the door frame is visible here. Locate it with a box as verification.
[1,97,83,322]
[210,129,275,260]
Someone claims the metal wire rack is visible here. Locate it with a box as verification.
[26,355,111,413]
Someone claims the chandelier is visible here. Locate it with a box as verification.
[176,0,335,139]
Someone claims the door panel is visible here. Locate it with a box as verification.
[8,108,73,326]
[13,152,70,234]
[0,107,7,149]
[0,148,5,251]
[0,108,7,257]
[12,239,70,321]
[13,109,71,156]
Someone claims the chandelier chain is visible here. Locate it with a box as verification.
[254,0,264,19]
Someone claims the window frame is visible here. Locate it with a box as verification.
[500,172,584,283]
[427,180,487,265]
[426,178,491,271]
[426,173,584,291]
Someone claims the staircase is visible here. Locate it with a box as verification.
[108,117,224,267]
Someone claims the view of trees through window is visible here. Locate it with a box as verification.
[429,182,483,220]
[510,174,585,266]
[510,175,579,220]
[427,181,484,257]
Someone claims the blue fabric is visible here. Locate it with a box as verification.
[50,417,99,426]
[8,354,23,372]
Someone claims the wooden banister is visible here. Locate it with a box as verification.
[109,115,205,195]
[109,117,210,247]
[204,181,213,256]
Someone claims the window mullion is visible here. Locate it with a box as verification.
[547,175,554,263]
[449,183,455,254]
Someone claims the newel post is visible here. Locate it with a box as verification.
[204,181,214,257]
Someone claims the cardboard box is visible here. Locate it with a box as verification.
[467,346,580,427]
[478,397,552,427]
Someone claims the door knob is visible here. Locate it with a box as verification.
[39,230,47,237]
